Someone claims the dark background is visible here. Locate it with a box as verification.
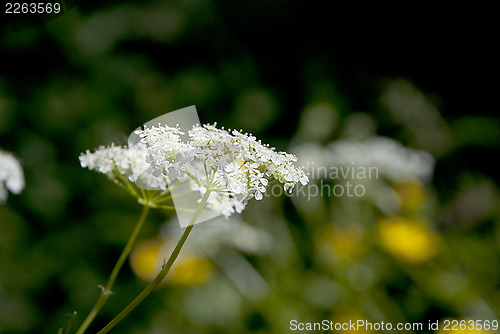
[1,1,498,333]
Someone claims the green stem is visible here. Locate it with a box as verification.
[115,171,139,199]
[65,311,78,334]
[185,170,208,189]
[151,185,175,201]
[96,189,213,334]
[75,205,150,334]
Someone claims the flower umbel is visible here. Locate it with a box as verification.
[0,149,25,204]
[79,123,309,219]
[135,122,309,217]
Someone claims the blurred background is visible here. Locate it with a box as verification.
[0,1,498,333]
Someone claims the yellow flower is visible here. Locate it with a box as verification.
[378,217,439,263]
[130,237,212,285]
[168,255,213,285]
[130,238,164,282]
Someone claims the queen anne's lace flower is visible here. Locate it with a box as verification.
[81,123,308,218]
[134,123,309,217]
[0,149,25,204]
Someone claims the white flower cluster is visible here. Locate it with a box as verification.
[134,124,194,181]
[79,143,170,190]
[135,123,309,216]
[80,123,308,218]
[0,150,25,204]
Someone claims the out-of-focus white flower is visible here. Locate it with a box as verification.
[327,137,434,183]
[0,149,25,204]
[293,137,434,184]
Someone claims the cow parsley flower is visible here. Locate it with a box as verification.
[0,149,25,204]
[134,123,309,217]
[80,123,308,218]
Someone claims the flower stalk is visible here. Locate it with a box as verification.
[75,205,150,334]
[95,189,212,334]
